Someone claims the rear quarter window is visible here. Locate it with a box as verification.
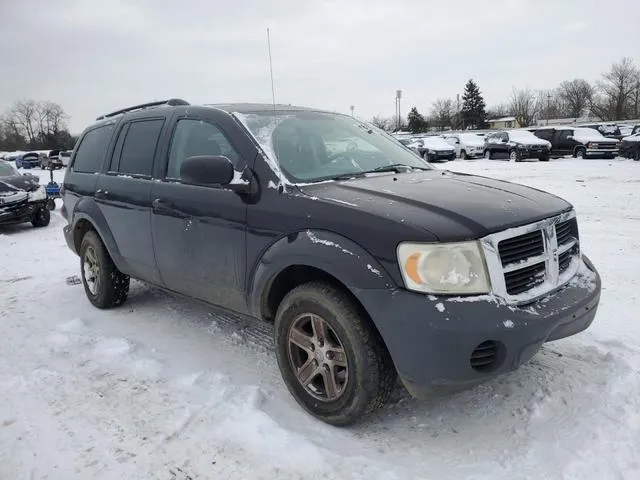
[72,125,115,173]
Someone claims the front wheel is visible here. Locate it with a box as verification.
[274,282,396,426]
[80,231,130,309]
[509,149,521,162]
[460,150,468,160]
[31,207,50,227]
[484,150,492,160]
[575,147,586,159]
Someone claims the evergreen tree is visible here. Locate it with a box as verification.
[461,79,488,129]
[407,107,428,133]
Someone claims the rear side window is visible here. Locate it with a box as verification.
[113,119,164,177]
[72,125,114,173]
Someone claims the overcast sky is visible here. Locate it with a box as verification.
[1,0,638,133]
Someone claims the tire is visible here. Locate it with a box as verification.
[540,155,550,162]
[79,230,130,309]
[575,147,586,159]
[635,149,640,161]
[484,150,492,160]
[31,207,50,227]
[460,150,467,160]
[509,149,521,162]
[45,198,56,210]
[274,282,396,426]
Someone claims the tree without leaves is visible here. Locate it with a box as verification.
[371,115,391,131]
[461,79,487,129]
[1,100,72,151]
[430,98,455,131]
[557,79,594,118]
[509,88,541,127]
[592,57,640,120]
[486,104,511,120]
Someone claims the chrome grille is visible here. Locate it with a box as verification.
[480,210,581,304]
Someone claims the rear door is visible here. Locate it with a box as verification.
[150,111,253,314]
[555,129,574,155]
[94,118,165,283]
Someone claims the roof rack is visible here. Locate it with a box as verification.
[96,98,190,121]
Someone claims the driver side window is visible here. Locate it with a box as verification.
[166,119,240,180]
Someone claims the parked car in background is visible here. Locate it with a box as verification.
[3,151,24,163]
[619,133,640,160]
[0,160,50,227]
[618,124,639,137]
[61,98,601,425]
[16,152,41,169]
[531,127,619,159]
[59,150,72,166]
[442,133,486,159]
[577,123,624,140]
[40,150,64,169]
[483,130,551,161]
[412,136,456,162]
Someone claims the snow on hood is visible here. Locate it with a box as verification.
[572,128,615,143]
[508,131,551,147]
[622,133,640,143]
[420,137,455,151]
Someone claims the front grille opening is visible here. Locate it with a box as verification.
[470,340,505,373]
[555,218,579,246]
[504,262,546,295]
[498,230,544,266]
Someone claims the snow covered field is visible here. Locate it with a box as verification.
[1,158,639,480]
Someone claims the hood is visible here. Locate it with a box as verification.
[0,173,40,193]
[622,134,640,143]
[509,136,550,147]
[573,132,617,144]
[460,138,485,147]
[297,170,572,241]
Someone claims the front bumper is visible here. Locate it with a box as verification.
[427,151,456,162]
[0,199,45,225]
[353,256,601,397]
[519,148,549,160]
[585,148,618,157]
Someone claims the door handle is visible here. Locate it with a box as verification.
[152,198,185,217]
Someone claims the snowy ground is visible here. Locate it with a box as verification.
[1,158,639,480]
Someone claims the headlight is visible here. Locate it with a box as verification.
[397,241,491,294]
[28,185,46,201]
[517,144,527,149]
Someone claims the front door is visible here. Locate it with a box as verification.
[150,114,251,314]
[94,118,165,284]
[555,129,574,155]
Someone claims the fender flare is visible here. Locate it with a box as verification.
[247,229,397,319]
[70,198,128,273]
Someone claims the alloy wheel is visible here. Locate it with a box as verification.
[83,246,101,295]
[287,313,348,402]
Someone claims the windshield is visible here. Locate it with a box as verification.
[458,133,485,143]
[234,111,431,183]
[0,161,19,177]
[574,127,604,138]
[507,130,540,142]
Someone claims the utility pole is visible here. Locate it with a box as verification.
[350,105,355,117]
[396,90,402,130]
[547,92,551,126]
[457,93,461,130]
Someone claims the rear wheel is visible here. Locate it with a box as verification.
[274,282,396,426]
[634,149,640,161]
[460,150,467,160]
[80,231,130,309]
[484,150,492,160]
[575,147,586,159]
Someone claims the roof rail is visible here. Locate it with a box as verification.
[96,98,190,121]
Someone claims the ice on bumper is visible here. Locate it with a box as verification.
[27,185,46,202]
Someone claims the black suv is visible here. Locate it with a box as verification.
[483,130,551,161]
[62,99,601,425]
[531,127,619,159]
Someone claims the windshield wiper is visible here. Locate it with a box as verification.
[365,164,429,174]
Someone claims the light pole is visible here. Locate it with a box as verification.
[350,105,355,117]
[396,90,402,130]
[547,92,551,126]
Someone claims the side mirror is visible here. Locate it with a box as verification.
[180,155,234,186]
[501,138,508,143]
[567,135,573,140]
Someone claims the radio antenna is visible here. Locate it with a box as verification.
[267,28,276,113]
